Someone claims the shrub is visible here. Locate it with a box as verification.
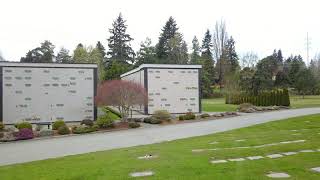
[73,125,96,134]
[52,120,66,130]
[127,118,143,122]
[81,119,94,127]
[0,131,16,142]
[96,116,115,128]
[57,125,70,135]
[143,117,153,123]
[152,110,171,121]
[179,112,196,120]
[16,128,34,140]
[103,106,122,118]
[15,122,32,130]
[0,122,4,131]
[200,113,210,118]
[129,122,141,128]
[150,118,162,124]
[39,129,54,137]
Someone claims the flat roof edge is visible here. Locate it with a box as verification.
[120,64,202,78]
[0,62,98,68]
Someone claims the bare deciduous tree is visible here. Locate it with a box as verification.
[213,20,228,62]
[95,80,147,121]
[240,51,259,68]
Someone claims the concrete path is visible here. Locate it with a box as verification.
[0,108,319,166]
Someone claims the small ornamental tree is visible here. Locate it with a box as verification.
[95,80,147,121]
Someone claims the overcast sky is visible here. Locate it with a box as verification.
[0,0,319,64]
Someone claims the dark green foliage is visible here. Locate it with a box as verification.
[179,112,196,120]
[143,117,162,124]
[96,41,106,58]
[57,125,70,135]
[107,13,135,64]
[295,68,315,97]
[128,122,140,128]
[81,119,94,127]
[105,61,131,80]
[135,38,158,67]
[190,36,201,64]
[15,122,32,130]
[73,126,97,134]
[156,16,179,60]
[96,116,115,128]
[226,89,290,106]
[56,47,72,63]
[143,117,153,123]
[151,110,171,121]
[20,40,55,63]
[52,120,66,130]
[200,113,210,118]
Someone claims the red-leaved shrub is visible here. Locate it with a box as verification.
[95,80,147,121]
[16,128,34,140]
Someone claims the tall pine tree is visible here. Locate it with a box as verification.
[190,36,201,64]
[107,13,135,64]
[156,16,179,62]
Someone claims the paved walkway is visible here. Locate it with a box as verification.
[0,108,319,166]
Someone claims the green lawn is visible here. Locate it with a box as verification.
[1,114,320,179]
[202,95,320,112]
[290,95,320,109]
[202,98,238,112]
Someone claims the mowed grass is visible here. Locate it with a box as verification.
[202,95,320,112]
[290,95,320,109]
[1,114,320,179]
[202,98,238,112]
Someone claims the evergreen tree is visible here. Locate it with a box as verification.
[20,40,55,63]
[295,68,315,98]
[135,38,157,67]
[56,47,72,63]
[274,71,290,88]
[200,30,215,84]
[107,13,135,64]
[96,41,106,58]
[224,36,239,72]
[167,33,188,64]
[201,29,213,59]
[156,16,179,61]
[190,36,201,64]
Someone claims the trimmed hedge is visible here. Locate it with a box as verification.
[226,89,290,106]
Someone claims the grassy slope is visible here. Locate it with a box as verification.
[1,114,320,179]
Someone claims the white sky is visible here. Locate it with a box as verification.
[0,0,319,64]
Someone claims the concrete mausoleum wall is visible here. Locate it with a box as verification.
[121,64,202,114]
[0,62,98,124]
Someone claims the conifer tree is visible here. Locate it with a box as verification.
[107,13,135,64]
